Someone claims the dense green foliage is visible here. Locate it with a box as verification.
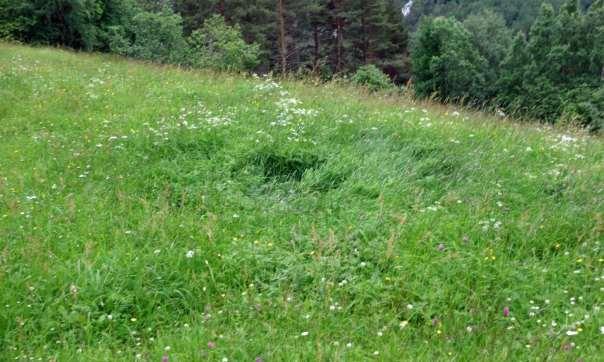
[186,15,260,71]
[412,1,604,130]
[109,7,186,63]
[1,43,604,362]
[351,64,393,91]
[0,0,138,49]
[498,1,604,130]
[411,17,487,103]
[399,0,594,32]
[0,0,408,78]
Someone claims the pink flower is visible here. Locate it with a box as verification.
[503,307,510,317]
[162,355,169,362]
[207,341,216,349]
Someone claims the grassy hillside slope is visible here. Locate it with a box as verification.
[1,44,603,361]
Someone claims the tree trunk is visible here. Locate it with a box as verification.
[277,0,288,75]
[361,9,368,64]
[217,0,225,17]
[313,25,320,73]
[335,0,344,73]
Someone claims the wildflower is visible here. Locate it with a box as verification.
[373,351,379,356]
[406,304,413,310]
[600,326,604,334]
[164,346,171,351]
[207,341,216,349]
[222,358,229,362]
[301,331,309,337]
[255,358,264,362]
[566,330,579,336]
[437,243,446,252]
[346,342,353,348]
[186,250,194,258]
[503,307,510,317]
[399,321,409,329]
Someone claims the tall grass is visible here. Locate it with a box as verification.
[1,43,603,361]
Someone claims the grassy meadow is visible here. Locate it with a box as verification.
[0,43,603,361]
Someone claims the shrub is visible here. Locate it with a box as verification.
[110,8,186,64]
[411,17,488,104]
[186,15,260,72]
[561,86,604,132]
[351,64,393,91]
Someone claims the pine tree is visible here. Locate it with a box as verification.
[348,0,389,65]
[381,0,409,82]
[327,0,347,73]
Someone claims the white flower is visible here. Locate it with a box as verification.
[186,250,195,258]
[406,304,413,310]
[301,331,309,337]
[164,346,171,351]
[399,321,409,329]
[600,326,604,335]
[346,342,353,348]
[566,330,579,336]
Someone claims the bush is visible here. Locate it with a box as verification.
[561,86,604,132]
[411,17,488,104]
[110,8,186,64]
[351,64,393,91]
[185,15,260,72]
